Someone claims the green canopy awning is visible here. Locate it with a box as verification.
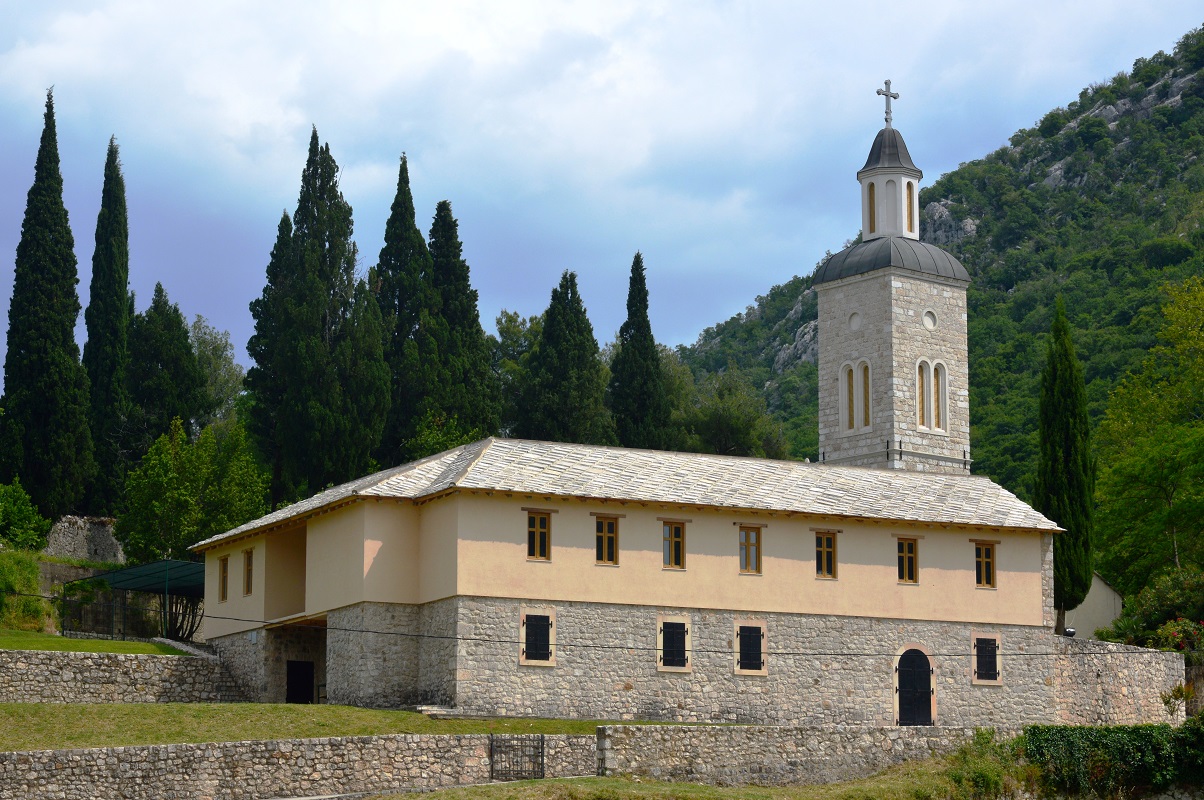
[64,559,205,599]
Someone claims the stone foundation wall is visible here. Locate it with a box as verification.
[0,649,243,703]
[447,597,1182,726]
[0,733,596,800]
[597,725,1016,786]
[328,602,420,707]
[210,625,325,703]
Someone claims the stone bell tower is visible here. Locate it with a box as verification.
[813,81,972,474]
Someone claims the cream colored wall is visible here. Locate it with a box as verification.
[451,493,1046,626]
[264,527,306,621]
[363,500,420,604]
[305,508,368,614]
[1066,574,1124,639]
[203,536,267,639]
[416,498,459,602]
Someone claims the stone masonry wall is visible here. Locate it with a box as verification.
[448,596,1181,726]
[0,649,243,703]
[598,725,1018,786]
[1188,664,1204,717]
[328,601,420,707]
[210,625,324,703]
[42,516,124,564]
[816,269,971,473]
[0,733,596,800]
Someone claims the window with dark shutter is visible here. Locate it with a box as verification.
[974,637,999,681]
[524,614,552,661]
[737,625,764,671]
[661,621,688,667]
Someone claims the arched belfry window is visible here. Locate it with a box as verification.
[841,361,872,432]
[907,182,915,234]
[917,361,928,427]
[917,360,948,431]
[885,180,898,232]
[933,363,946,431]
[867,183,876,234]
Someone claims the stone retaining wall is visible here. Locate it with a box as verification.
[597,725,1015,786]
[0,649,244,703]
[0,733,596,800]
[1188,664,1204,718]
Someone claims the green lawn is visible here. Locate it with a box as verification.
[0,628,188,656]
[365,761,963,800]
[0,703,613,752]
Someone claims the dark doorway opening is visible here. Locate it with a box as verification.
[896,648,933,725]
[286,660,315,704]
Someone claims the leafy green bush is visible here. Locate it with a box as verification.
[944,728,1021,799]
[1153,618,1204,665]
[1098,571,1204,647]
[1176,713,1204,785]
[0,550,49,630]
[1024,724,1179,796]
[0,478,51,551]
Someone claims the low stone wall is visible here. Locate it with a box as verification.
[597,725,1019,786]
[0,649,244,703]
[1189,665,1204,718]
[0,733,596,800]
[1053,638,1185,725]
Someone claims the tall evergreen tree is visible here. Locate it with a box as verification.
[246,128,390,504]
[608,252,670,449]
[1034,297,1095,633]
[82,137,131,514]
[372,155,436,465]
[0,91,95,518]
[515,271,615,445]
[127,283,208,456]
[426,200,500,438]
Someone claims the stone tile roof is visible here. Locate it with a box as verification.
[192,438,1058,551]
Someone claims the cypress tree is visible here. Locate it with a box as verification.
[515,271,616,445]
[372,155,436,465]
[127,282,208,456]
[0,90,95,518]
[246,128,389,504]
[1034,297,1095,633]
[426,200,500,438]
[82,137,132,514]
[608,252,670,449]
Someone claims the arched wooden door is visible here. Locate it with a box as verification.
[896,648,933,726]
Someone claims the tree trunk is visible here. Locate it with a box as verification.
[1055,606,1066,635]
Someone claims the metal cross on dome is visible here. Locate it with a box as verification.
[877,80,899,128]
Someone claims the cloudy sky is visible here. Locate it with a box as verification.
[0,3,1199,368]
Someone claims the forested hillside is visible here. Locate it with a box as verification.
[680,25,1204,501]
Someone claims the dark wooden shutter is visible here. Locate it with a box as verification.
[738,625,764,670]
[662,621,687,667]
[974,637,998,681]
[524,615,551,661]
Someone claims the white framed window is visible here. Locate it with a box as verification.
[839,360,872,432]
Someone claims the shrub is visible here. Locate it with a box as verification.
[1024,724,1178,796]
[0,478,51,551]
[0,550,49,630]
[1153,617,1204,665]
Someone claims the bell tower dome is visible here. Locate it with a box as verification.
[813,81,972,474]
[858,80,923,241]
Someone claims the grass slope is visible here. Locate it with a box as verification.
[0,628,187,656]
[0,703,611,752]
